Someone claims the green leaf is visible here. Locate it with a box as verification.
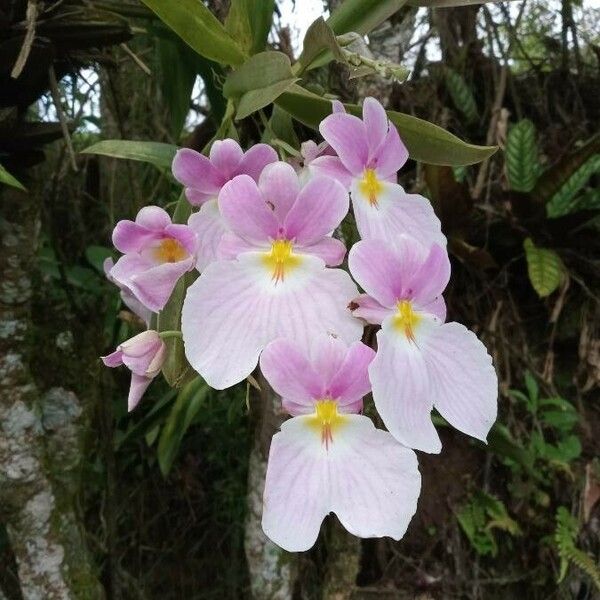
[140,0,246,66]
[85,245,113,273]
[0,163,26,191]
[524,370,539,412]
[445,68,478,124]
[546,154,600,218]
[534,133,600,203]
[327,0,408,36]
[81,140,177,170]
[523,238,564,298]
[275,86,497,166]
[297,17,346,73]
[408,0,518,5]
[224,51,299,119]
[505,120,539,192]
[225,0,275,55]
[157,377,210,475]
[486,423,539,480]
[261,105,299,149]
[156,32,200,137]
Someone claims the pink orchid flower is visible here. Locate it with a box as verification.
[172,139,278,270]
[102,330,166,411]
[313,97,445,248]
[349,236,497,453]
[259,335,421,552]
[109,206,198,313]
[103,257,152,326]
[181,163,363,390]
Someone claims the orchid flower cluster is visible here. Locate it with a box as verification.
[102,97,498,552]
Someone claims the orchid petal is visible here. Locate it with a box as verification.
[284,176,349,246]
[424,322,497,443]
[112,221,158,254]
[219,174,279,243]
[262,413,420,552]
[329,342,375,409]
[172,148,223,192]
[260,338,324,414]
[188,200,228,270]
[369,319,442,453]
[373,123,409,178]
[182,254,362,389]
[301,237,346,267]
[362,97,389,156]
[309,155,353,190]
[351,181,445,249]
[351,294,393,325]
[209,139,243,179]
[319,113,368,176]
[128,374,152,412]
[258,162,300,221]
[237,143,278,181]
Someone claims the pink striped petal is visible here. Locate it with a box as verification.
[172,148,223,192]
[101,349,123,368]
[219,174,279,244]
[373,122,409,178]
[309,334,348,385]
[209,139,243,179]
[188,201,228,270]
[284,176,349,246]
[112,221,159,254]
[301,237,346,267]
[128,374,152,412]
[258,162,300,221]
[309,155,353,190]
[319,113,368,176]
[185,188,214,207]
[329,341,375,410]
[369,319,442,453]
[362,97,388,156]
[260,338,324,414]
[407,242,451,308]
[348,240,404,308]
[424,322,497,443]
[136,206,172,230]
[262,413,420,552]
[182,254,362,389]
[237,143,278,181]
[351,181,445,249]
[351,294,393,325]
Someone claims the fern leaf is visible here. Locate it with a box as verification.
[506,120,539,192]
[555,507,600,590]
[546,154,600,217]
[445,68,478,124]
[523,238,564,298]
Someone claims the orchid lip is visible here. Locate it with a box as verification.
[262,239,301,284]
[358,168,383,207]
[392,299,421,342]
[307,399,346,450]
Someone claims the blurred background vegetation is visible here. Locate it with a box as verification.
[0,0,599,598]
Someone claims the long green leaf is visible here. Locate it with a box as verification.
[0,163,26,191]
[81,140,177,170]
[157,376,210,475]
[546,154,600,218]
[505,120,538,193]
[140,0,246,66]
[534,134,600,204]
[225,0,275,55]
[327,0,408,36]
[523,238,564,298]
[276,86,496,166]
[408,0,518,5]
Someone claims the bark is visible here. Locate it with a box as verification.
[0,188,103,599]
[244,375,296,600]
[322,520,361,600]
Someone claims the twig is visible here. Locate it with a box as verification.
[48,65,78,172]
[120,43,152,76]
[11,0,38,79]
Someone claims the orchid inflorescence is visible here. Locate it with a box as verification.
[102,97,498,552]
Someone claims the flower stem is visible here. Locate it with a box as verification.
[159,330,182,340]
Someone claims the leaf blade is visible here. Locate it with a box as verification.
[81,140,177,170]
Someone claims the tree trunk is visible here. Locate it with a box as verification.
[244,375,296,600]
[0,188,103,599]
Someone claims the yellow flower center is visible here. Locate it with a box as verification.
[308,399,346,449]
[153,238,188,263]
[393,300,421,342]
[262,239,300,283]
[358,168,383,207]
